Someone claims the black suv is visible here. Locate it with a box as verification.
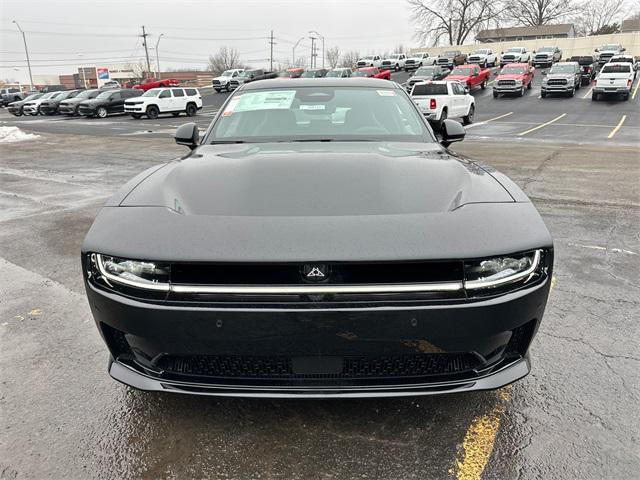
[569,56,598,85]
[58,89,101,115]
[77,89,142,118]
[229,69,278,90]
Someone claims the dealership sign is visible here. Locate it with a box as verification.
[96,67,110,87]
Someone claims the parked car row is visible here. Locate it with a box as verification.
[6,86,203,119]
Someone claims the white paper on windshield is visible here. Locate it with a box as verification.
[377,90,396,96]
[234,90,296,112]
[299,104,325,110]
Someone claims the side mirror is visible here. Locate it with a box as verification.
[440,119,465,147]
[541,70,547,75]
[464,86,470,94]
[595,48,599,52]
[175,122,199,150]
[533,50,536,54]
[500,51,504,55]
[621,48,626,52]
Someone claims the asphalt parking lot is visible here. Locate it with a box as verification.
[1,72,639,479]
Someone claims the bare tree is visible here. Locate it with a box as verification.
[408,0,500,46]
[574,0,628,35]
[341,50,360,68]
[207,46,243,74]
[503,0,577,27]
[326,46,341,68]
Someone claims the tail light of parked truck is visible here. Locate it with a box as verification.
[430,98,437,109]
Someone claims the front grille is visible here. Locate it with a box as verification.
[547,78,567,86]
[502,56,516,61]
[437,58,450,64]
[498,79,516,86]
[405,60,416,65]
[170,260,463,285]
[535,55,551,61]
[468,56,481,62]
[156,353,481,380]
[212,80,221,85]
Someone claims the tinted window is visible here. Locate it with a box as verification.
[570,56,595,65]
[172,89,185,97]
[415,67,437,76]
[601,64,631,74]
[412,84,447,95]
[159,90,171,98]
[212,87,429,143]
[185,88,197,96]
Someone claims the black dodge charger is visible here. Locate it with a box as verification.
[82,78,553,398]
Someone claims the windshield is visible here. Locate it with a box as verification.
[442,51,457,56]
[301,70,319,78]
[96,90,114,99]
[221,70,235,76]
[601,44,621,50]
[24,93,43,101]
[415,67,437,76]
[278,70,301,78]
[75,90,95,99]
[142,90,160,97]
[472,49,489,54]
[390,54,401,59]
[538,47,554,52]
[602,64,631,74]
[211,87,429,143]
[450,67,472,76]
[506,48,522,53]
[55,91,73,100]
[326,69,346,77]
[412,84,448,95]
[501,66,527,74]
[549,64,575,74]
[351,71,369,77]
[610,57,632,63]
[362,56,374,60]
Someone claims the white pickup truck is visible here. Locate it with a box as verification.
[410,80,475,131]
[467,48,497,68]
[212,69,244,93]
[124,87,203,118]
[500,47,531,67]
[381,54,407,71]
[404,52,438,71]
[592,62,635,101]
[356,55,382,68]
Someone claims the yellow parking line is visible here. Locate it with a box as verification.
[582,87,593,99]
[607,115,627,139]
[451,386,511,480]
[483,112,513,123]
[518,113,566,136]
[632,79,640,100]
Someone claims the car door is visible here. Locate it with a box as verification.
[108,92,123,113]
[451,82,467,117]
[156,89,172,111]
[171,88,185,111]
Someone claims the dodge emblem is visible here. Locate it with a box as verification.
[301,264,331,282]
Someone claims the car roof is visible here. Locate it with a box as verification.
[604,62,632,66]
[502,62,529,67]
[241,78,400,90]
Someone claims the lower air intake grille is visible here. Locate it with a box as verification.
[157,353,481,379]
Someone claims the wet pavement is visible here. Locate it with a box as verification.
[1,127,638,479]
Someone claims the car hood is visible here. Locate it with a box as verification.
[446,74,471,81]
[83,142,554,261]
[496,74,526,80]
[61,97,87,105]
[120,142,513,216]
[546,73,573,79]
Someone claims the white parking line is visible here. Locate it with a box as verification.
[607,115,627,139]
[582,87,593,99]
[465,112,513,129]
[518,113,566,136]
[632,79,640,100]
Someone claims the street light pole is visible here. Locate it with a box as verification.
[292,36,305,66]
[12,20,34,90]
[309,36,316,68]
[77,54,86,89]
[309,31,324,68]
[155,33,164,78]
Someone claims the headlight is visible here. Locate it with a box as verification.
[464,250,542,290]
[567,78,574,84]
[513,80,523,85]
[93,254,170,291]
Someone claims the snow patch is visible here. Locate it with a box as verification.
[0,126,41,143]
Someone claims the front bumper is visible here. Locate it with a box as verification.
[85,272,550,398]
[78,107,96,116]
[39,105,58,115]
[22,105,38,114]
[124,105,144,112]
[541,84,574,93]
[58,105,76,115]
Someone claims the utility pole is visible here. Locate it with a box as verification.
[155,33,164,78]
[292,36,305,66]
[12,21,33,90]
[269,30,276,71]
[309,31,324,68]
[141,26,152,78]
[309,36,316,68]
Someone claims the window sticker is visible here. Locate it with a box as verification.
[234,90,296,112]
[222,96,241,116]
[299,104,326,110]
[377,90,396,96]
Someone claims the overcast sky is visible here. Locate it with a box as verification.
[1,0,417,83]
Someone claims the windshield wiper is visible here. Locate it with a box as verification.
[289,138,377,143]
[210,140,246,144]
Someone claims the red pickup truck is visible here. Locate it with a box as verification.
[492,63,535,97]
[132,78,180,91]
[446,64,491,90]
[352,67,391,80]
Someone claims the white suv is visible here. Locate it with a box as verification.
[124,87,203,119]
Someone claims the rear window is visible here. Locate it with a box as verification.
[185,88,197,96]
[412,84,447,95]
[570,56,595,65]
[601,64,631,74]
